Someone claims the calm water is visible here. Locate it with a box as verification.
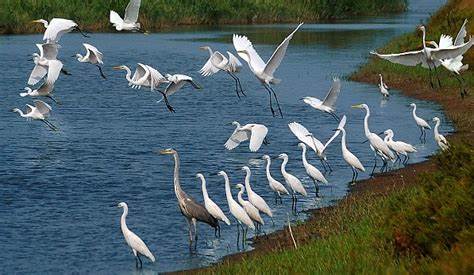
[0,0,449,273]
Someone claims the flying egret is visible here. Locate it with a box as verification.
[383,129,417,165]
[278,153,307,213]
[199,46,245,98]
[302,77,341,121]
[29,43,64,86]
[117,202,155,268]
[352,104,395,174]
[113,64,168,92]
[236,184,264,232]
[159,148,218,250]
[32,18,88,43]
[241,166,273,219]
[196,173,231,237]
[156,74,202,113]
[334,116,365,183]
[432,117,449,151]
[297,143,328,197]
[225,121,268,152]
[12,100,58,131]
[371,25,473,89]
[74,43,106,79]
[409,103,431,143]
[218,171,255,248]
[233,23,304,117]
[378,74,390,97]
[262,155,289,204]
[21,82,59,104]
[110,0,145,33]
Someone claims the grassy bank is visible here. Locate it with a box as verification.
[0,0,407,34]
[178,0,474,273]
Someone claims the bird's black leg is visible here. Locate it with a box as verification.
[233,73,246,96]
[454,74,467,99]
[75,26,90,38]
[351,167,356,183]
[432,61,442,88]
[324,159,333,172]
[313,179,320,198]
[427,63,435,89]
[371,155,377,176]
[263,84,276,117]
[61,68,72,76]
[236,223,240,248]
[159,92,175,113]
[43,119,58,131]
[135,256,139,268]
[330,112,340,122]
[419,127,424,142]
[227,72,241,99]
[46,95,61,105]
[354,170,359,182]
[96,65,107,79]
[269,85,283,118]
[137,255,143,268]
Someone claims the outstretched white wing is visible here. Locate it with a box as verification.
[249,124,268,152]
[232,34,266,72]
[145,65,167,90]
[263,22,303,77]
[454,19,468,46]
[164,74,200,96]
[124,0,141,23]
[110,10,124,25]
[45,60,63,85]
[226,52,242,73]
[43,18,77,43]
[322,115,347,152]
[199,52,222,77]
[41,43,59,60]
[84,43,104,64]
[131,63,149,85]
[371,50,424,67]
[322,77,341,109]
[225,128,250,151]
[438,34,453,49]
[34,100,52,117]
[431,37,474,60]
[28,64,48,86]
[288,122,319,153]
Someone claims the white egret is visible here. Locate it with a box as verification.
[334,116,365,183]
[21,82,59,104]
[233,23,304,117]
[159,149,218,250]
[32,18,87,43]
[113,64,168,91]
[383,129,417,164]
[218,171,255,248]
[196,173,231,237]
[117,202,155,268]
[409,103,431,142]
[278,153,307,213]
[199,46,244,98]
[29,43,64,86]
[302,77,341,121]
[236,184,264,232]
[352,104,395,174]
[378,74,390,97]
[298,143,328,197]
[371,25,473,89]
[225,121,268,152]
[241,166,273,219]
[110,0,144,33]
[262,155,289,204]
[74,43,106,79]
[156,74,202,112]
[12,100,58,131]
[432,117,449,151]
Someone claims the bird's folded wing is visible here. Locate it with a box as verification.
[124,0,141,23]
[288,122,317,152]
[28,64,48,86]
[370,50,424,66]
[454,19,468,46]
[322,77,341,108]
[43,18,76,43]
[46,60,63,85]
[132,63,149,85]
[225,129,250,150]
[226,51,242,72]
[431,37,474,60]
[34,100,52,116]
[110,10,124,25]
[146,66,167,89]
[249,125,268,152]
[232,34,266,71]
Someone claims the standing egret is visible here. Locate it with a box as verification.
[352,104,395,174]
[218,171,255,248]
[383,129,417,164]
[74,43,106,79]
[158,148,218,250]
[12,100,58,131]
[334,116,365,183]
[117,202,155,268]
[241,166,273,219]
[297,143,328,197]
[196,173,231,237]
[410,103,431,143]
[432,117,449,151]
[262,155,289,204]
[225,121,268,152]
[199,46,245,98]
[32,18,88,43]
[21,82,59,104]
[278,153,307,213]
[113,64,168,91]
[233,23,304,117]
[302,77,341,121]
[29,43,64,86]
[378,74,390,97]
[371,25,473,89]
[236,184,264,232]
[110,0,145,33]
[156,74,202,112]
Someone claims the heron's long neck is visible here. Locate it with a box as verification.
[14,110,26,117]
[434,120,440,136]
[206,47,213,57]
[172,153,183,196]
[77,54,84,62]
[422,28,427,49]
[363,108,371,137]
[237,189,245,205]
[412,105,417,119]
[223,175,234,205]
[120,207,129,233]
[341,129,348,151]
[124,67,133,82]
[280,157,288,175]
[379,75,383,85]
[301,146,308,166]
[201,178,209,199]
[244,170,252,193]
[265,159,273,180]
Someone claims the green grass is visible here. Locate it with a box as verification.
[0,0,407,34]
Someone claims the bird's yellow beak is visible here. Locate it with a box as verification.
[351,104,363,109]
[159,148,174,155]
[199,46,207,50]
[31,19,42,23]
[112,66,122,70]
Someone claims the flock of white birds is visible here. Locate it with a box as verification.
[10,0,472,269]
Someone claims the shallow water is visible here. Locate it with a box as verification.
[0,0,450,273]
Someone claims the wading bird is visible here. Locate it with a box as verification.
[236,184,264,232]
[432,117,449,151]
[242,166,273,219]
[378,74,389,97]
[12,100,58,131]
[262,155,289,204]
[233,23,304,117]
[21,82,59,104]
[74,43,106,79]
[302,77,341,121]
[196,173,230,237]
[29,43,64,86]
[383,129,417,165]
[278,153,307,213]
[410,103,431,143]
[32,18,88,43]
[371,25,473,89]
[224,121,268,152]
[110,0,144,33]
[199,46,244,98]
[159,148,218,250]
[298,143,328,197]
[117,202,155,268]
[218,171,254,248]
[113,64,168,91]
[352,104,395,174]
[157,74,202,112]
